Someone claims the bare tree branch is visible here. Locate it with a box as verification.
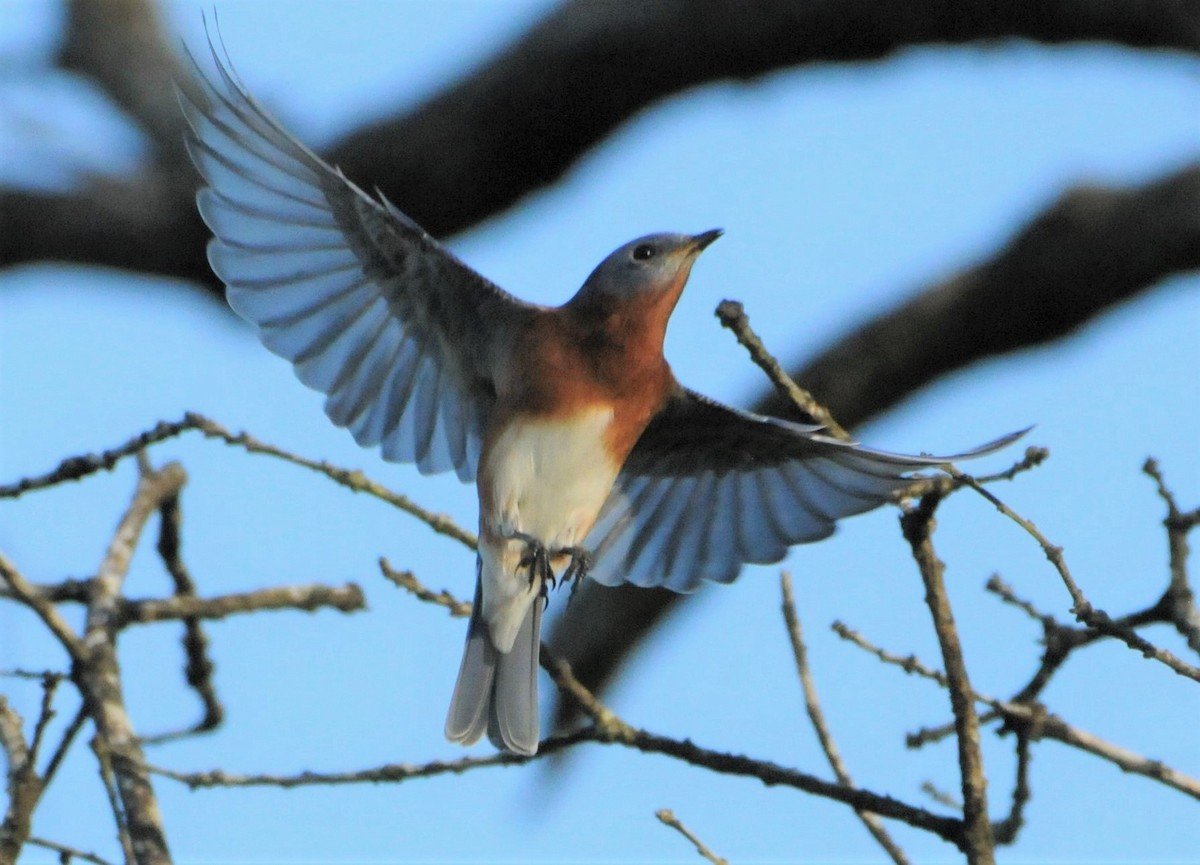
[655,809,729,865]
[26,836,117,865]
[1143,458,1200,653]
[0,411,477,549]
[0,696,35,862]
[152,645,971,847]
[716,303,850,439]
[954,467,1200,682]
[0,555,85,664]
[183,414,479,550]
[900,494,994,864]
[992,732,1033,846]
[2,3,1197,854]
[378,567,969,844]
[76,459,184,865]
[118,584,365,626]
[781,573,911,865]
[832,621,1200,799]
[142,488,223,743]
[379,559,472,618]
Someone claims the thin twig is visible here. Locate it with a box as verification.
[156,582,965,843]
[0,553,84,664]
[184,412,478,549]
[26,836,117,865]
[781,573,911,865]
[25,674,61,777]
[42,704,89,787]
[984,575,1050,625]
[0,418,201,500]
[920,781,961,809]
[655,809,729,865]
[149,488,224,740]
[833,621,1200,799]
[986,574,1171,706]
[715,300,850,439]
[0,412,479,550]
[992,732,1033,846]
[1142,458,1200,653]
[379,558,472,617]
[117,583,365,626]
[952,468,1200,682]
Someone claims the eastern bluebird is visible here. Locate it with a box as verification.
[181,43,1024,756]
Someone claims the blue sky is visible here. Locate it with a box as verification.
[2,1,1198,862]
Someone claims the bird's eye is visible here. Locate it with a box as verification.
[632,244,656,261]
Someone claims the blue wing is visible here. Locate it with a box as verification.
[585,388,1026,591]
[179,36,534,481]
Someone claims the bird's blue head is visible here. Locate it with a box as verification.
[571,230,723,309]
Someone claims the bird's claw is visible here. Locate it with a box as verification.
[514,532,554,591]
[558,545,593,602]
[511,532,592,604]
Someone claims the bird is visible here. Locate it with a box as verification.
[179,39,1025,757]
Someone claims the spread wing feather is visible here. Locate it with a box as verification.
[585,388,1026,591]
[180,37,533,482]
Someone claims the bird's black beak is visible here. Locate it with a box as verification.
[691,228,723,252]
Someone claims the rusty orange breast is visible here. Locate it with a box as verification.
[493,296,677,465]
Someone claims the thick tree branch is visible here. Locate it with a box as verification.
[327,0,1200,237]
[0,696,36,862]
[762,165,1200,425]
[58,0,195,160]
[75,460,183,865]
[901,495,994,863]
[3,1,1198,293]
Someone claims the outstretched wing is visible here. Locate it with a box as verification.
[179,37,534,481]
[584,387,1026,591]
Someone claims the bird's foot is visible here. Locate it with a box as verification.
[513,531,555,590]
[557,545,593,600]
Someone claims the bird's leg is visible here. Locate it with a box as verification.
[556,545,593,598]
[512,530,555,590]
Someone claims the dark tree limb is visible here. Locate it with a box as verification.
[328,0,1200,238]
[3,0,1199,290]
[58,0,196,161]
[763,164,1200,425]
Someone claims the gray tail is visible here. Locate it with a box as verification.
[444,572,543,756]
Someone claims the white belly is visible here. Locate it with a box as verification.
[483,405,620,549]
[477,405,622,652]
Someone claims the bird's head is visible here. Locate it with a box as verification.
[570,230,723,312]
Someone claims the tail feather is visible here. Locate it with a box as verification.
[445,567,543,756]
[488,596,542,755]
[445,576,496,746]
